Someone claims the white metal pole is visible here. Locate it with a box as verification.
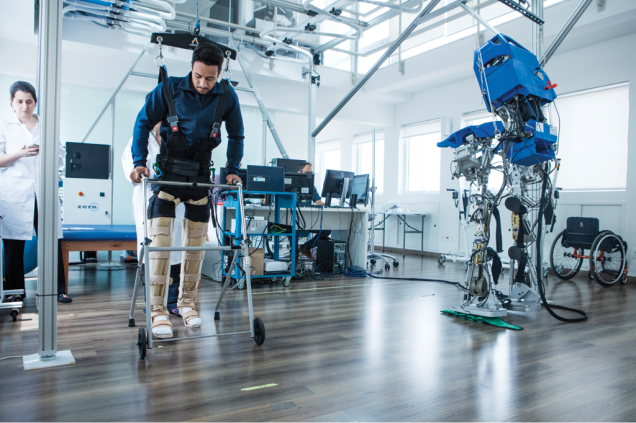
[369,129,376,255]
[308,62,317,163]
[262,117,267,165]
[531,0,544,57]
[36,0,63,361]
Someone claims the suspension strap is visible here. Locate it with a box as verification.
[209,79,230,140]
[159,66,180,133]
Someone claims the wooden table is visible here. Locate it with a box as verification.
[61,225,137,294]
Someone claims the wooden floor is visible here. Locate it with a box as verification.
[1,257,636,422]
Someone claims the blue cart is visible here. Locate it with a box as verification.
[221,191,297,288]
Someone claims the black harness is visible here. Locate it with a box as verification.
[154,66,229,187]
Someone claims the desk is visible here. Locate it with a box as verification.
[377,212,427,258]
[61,225,137,294]
[241,205,369,268]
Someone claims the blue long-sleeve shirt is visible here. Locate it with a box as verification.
[312,186,321,202]
[132,72,244,175]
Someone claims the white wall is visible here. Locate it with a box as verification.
[374,32,636,275]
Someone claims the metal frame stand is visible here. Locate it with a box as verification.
[133,178,264,358]
[397,214,425,259]
[128,245,145,327]
[367,129,397,270]
[0,216,25,321]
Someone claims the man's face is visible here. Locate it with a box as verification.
[300,165,313,174]
[191,61,221,95]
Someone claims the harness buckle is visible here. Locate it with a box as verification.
[210,122,221,139]
[167,115,179,133]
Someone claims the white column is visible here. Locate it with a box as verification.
[24,0,75,370]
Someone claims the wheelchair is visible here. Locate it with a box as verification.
[550,217,628,286]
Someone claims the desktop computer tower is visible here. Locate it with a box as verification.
[316,239,346,273]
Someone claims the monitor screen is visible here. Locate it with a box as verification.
[350,174,369,206]
[65,142,110,180]
[273,158,307,173]
[320,169,355,198]
[284,172,314,202]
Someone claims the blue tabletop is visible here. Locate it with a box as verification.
[62,225,137,241]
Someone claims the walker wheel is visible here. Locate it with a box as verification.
[283,277,291,287]
[138,328,147,359]
[385,264,391,271]
[393,261,399,268]
[370,259,377,265]
[10,310,18,322]
[438,255,446,265]
[254,317,266,346]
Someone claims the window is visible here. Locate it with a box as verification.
[548,83,629,190]
[400,120,441,193]
[399,0,567,61]
[353,131,384,193]
[315,139,342,195]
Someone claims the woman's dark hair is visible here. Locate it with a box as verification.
[192,45,225,68]
[298,162,313,172]
[10,81,37,102]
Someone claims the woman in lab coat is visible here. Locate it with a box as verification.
[121,122,185,315]
[0,81,71,303]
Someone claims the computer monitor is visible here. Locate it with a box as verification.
[66,142,110,179]
[284,172,314,203]
[246,165,285,192]
[350,174,370,207]
[273,158,306,173]
[321,169,354,207]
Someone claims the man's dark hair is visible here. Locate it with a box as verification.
[192,45,225,68]
[298,162,313,172]
[10,81,37,102]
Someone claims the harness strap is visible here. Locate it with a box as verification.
[209,79,230,140]
[159,66,180,133]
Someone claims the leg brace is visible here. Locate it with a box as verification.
[148,191,178,334]
[178,196,209,316]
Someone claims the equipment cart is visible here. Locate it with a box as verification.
[221,191,296,288]
[131,178,265,359]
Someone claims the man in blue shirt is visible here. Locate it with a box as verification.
[129,45,244,339]
[297,162,331,259]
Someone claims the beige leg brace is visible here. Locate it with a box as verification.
[149,191,178,335]
[178,196,208,325]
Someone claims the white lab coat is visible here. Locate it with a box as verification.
[121,134,184,265]
[0,113,64,240]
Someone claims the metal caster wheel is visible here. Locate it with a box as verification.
[385,264,391,271]
[370,259,376,265]
[137,328,147,359]
[283,277,291,287]
[254,317,266,346]
[237,278,245,290]
[438,255,446,265]
[10,310,18,322]
[393,261,399,268]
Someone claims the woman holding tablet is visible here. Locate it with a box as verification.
[0,81,71,303]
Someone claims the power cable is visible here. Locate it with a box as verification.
[535,166,588,322]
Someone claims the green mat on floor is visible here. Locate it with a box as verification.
[441,310,523,330]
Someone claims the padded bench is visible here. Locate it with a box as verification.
[61,225,138,294]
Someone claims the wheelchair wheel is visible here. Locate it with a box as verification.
[590,232,625,287]
[550,230,583,280]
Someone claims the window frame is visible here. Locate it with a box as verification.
[400,119,442,194]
